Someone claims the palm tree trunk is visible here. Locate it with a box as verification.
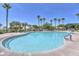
[58,22,60,30]
[55,21,56,30]
[62,20,64,25]
[6,8,8,33]
[51,22,52,26]
[62,20,64,31]
[38,18,40,31]
[38,19,39,26]
[41,21,42,30]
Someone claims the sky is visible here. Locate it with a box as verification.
[0,3,79,27]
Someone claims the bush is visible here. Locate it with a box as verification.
[0,29,5,34]
[76,30,79,32]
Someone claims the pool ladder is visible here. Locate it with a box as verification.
[64,33,72,41]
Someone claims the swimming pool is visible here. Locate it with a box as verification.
[2,32,68,53]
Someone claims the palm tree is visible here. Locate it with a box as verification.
[76,13,79,22]
[40,18,43,26]
[58,18,61,25]
[61,18,65,24]
[39,18,43,30]
[42,18,46,25]
[76,13,79,16]
[50,19,53,26]
[37,15,40,26]
[54,18,57,29]
[58,18,61,30]
[3,3,11,32]
[50,19,53,31]
[0,24,2,29]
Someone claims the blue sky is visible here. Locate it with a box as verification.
[0,3,79,27]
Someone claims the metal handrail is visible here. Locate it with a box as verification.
[64,33,72,41]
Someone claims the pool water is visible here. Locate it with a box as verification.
[3,32,68,53]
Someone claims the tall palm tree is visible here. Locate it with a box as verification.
[37,15,40,26]
[58,18,61,25]
[40,18,43,26]
[57,18,61,30]
[54,18,57,29]
[61,18,65,24]
[76,13,79,16]
[61,18,65,30]
[0,24,2,29]
[3,3,11,32]
[42,18,46,25]
[50,19,53,31]
[50,19,53,26]
[76,13,79,22]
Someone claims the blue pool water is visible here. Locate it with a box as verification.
[3,32,68,53]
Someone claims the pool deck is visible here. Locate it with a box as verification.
[0,32,79,56]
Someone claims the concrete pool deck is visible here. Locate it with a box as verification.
[0,32,79,56]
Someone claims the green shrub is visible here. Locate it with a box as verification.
[0,29,5,34]
[76,30,79,32]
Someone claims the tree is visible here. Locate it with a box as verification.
[57,24,65,31]
[32,25,39,31]
[42,22,54,30]
[75,24,79,30]
[57,24,65,27]
[0,24,2,29]
[57,18,61,30]
[22,23,28,31]
[37,15,40,26]
[40,18,43,26]
[42,18,46,25]
[10,21,21,32]
[76,13,79,16]
[58,18,61,25]
[65,24,76,30]
[50,19,53,26]
[61,18,65,24]
[76,13,79,22]
[53,18,57,30]
[2,3,11,32]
